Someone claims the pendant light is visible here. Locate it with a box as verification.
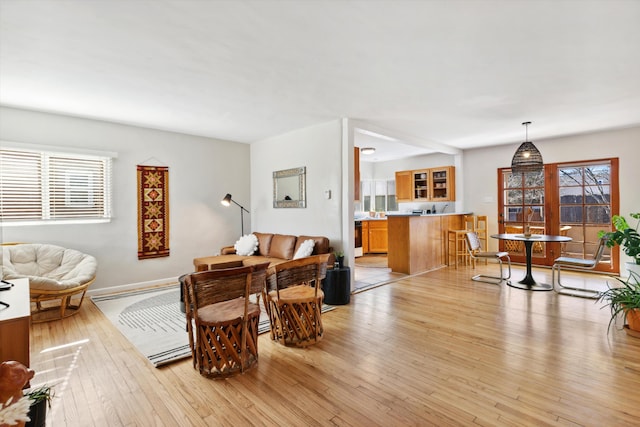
[511,121,543,173]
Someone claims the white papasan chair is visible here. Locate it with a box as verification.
[2,243,97,322]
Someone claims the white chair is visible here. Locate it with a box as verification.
[465,232,511,285]
[2,243,97,322]
[552,235,609,298]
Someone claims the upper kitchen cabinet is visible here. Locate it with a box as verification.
[395,166,456,202]
[412,169,430,201]
[395,170,412,202]
[430,166,455,201]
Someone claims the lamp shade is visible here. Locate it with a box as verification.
[511,141,544,172]
[511,122,543,173]
[221,193,232,206]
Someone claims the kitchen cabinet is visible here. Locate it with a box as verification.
[429,166,455,201]
[395,166,455,202]
[361,220,388,254]
[395,170,412,202]
[368,220,388,253]
[412,169,430,201]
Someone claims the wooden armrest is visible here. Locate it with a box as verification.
[220,246,237,255]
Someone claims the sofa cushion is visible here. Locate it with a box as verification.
[294,235,330,256]
[269,234,297,260]
[253,232,274,257]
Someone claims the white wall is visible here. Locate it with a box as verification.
[0,107,250,292]
[4,106,637,288]
[250,120,345,252]
[463,125,640,271]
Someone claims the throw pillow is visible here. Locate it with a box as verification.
[234,234,258,256]
[293,239,315,259]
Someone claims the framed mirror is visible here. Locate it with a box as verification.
[273,167,306,208]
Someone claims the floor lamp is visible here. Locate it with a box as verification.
[221,193,250,235]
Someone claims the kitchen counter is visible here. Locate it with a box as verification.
[387,213,467,274]
[386,212,471,217]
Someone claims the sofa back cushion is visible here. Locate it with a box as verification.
[253,232,274,256]
[269,234,297,260]
[294,235,330,256]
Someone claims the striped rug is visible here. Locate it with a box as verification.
[92,283,334,367]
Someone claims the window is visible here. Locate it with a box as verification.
[362,179,396,212]
[0,146,113,224]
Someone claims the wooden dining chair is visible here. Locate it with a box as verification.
[264,254,329,347]
[183,263,267,378]
[465,231,511,285]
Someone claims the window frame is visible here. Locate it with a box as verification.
[0,142,116,226]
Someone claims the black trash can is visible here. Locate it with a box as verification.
[323,267,351,305]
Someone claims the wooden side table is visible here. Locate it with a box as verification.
[0,278,30,367]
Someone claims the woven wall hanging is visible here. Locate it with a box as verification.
[137,165,170,259]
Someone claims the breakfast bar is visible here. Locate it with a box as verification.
[387,213,467,275]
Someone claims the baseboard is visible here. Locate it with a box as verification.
[87,277,180,297]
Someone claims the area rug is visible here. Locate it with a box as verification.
[355,255,388,268]
[137,165,170,259]
[92,284,335,368]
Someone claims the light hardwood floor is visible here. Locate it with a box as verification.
[29,265,640,426]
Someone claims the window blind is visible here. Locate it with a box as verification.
[0,148,112,223]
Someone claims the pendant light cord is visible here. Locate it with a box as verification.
[522,121,531,141]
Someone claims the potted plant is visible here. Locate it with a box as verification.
[597,271,640,337]
[600,212,640,281]
[24,385,54,427]
[334,251,345,269]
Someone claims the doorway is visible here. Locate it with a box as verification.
[498,158,618,273]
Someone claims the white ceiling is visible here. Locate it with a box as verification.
[1,1,639,162]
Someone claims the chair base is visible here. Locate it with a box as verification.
[471,274,511,286]
[30,280,92,323]
[470,256,511,286]
[554,286,600,299]
[552,265,601,299]
[267,297,324,348]
[194,311,260,379]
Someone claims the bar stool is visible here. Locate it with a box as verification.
[448,215,476,268]
[475,215,488,251]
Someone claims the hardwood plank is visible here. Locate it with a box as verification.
[26,264,640,426]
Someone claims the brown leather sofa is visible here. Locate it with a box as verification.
[193,232,334,272]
